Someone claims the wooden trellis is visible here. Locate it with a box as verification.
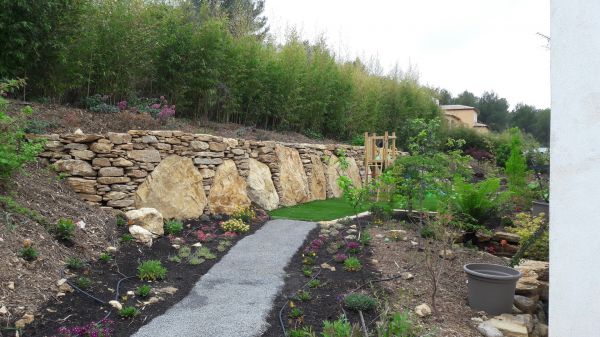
[364,131,398,184]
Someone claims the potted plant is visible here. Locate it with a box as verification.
[463,263,522,315]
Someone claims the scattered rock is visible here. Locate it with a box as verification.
[320,263,336,272]
[126,291,135,296]
[106,246,118,254]
[401,272,414,280]
[14,314,35,329]
[128,225,154,246]
[533,323,548,337]
[513,295,537,313]
[344,235,357,240]
[108,300,123,311]
[415,303,432,317]
[143,297,160,305]
[192,243,202,247]
[155,286,178,295]
[389,230,408,241]
[57,279,74,293]
[493,231,521,244]
[0,306,7,315]
[487,314,532,337]
[477,321,504,337]
[439,249,456,260]
[125,208,164,237]
[7,282,14,290]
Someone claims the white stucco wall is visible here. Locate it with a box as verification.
[550,1,600,335]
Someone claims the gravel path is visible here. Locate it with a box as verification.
[132,219,316,337]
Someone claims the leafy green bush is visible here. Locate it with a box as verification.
[344,293,377,311]
[505,128,531,206]
[137,260,167,281]
[55,218,76,240]
[350,134,364,146]
[136,284,151,298]
[452,178,507,227]
[0,80,44,180]
[164,219,183,235]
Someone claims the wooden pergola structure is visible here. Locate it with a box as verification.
[363,131,398,184]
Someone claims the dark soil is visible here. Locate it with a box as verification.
[22,215,267,337]
[262,221,382,337]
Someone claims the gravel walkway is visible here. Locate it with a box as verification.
[132,219,316,337]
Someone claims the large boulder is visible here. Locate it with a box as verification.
[246,159,279,210]
[209,160,251,214]
[134,155,207,219]
[345,156,363,189]
[326,155,343,198]
[275,145,311,206]
[308,154,327,200]
[125,208,164,236]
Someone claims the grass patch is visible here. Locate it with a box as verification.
[269,198,368,221]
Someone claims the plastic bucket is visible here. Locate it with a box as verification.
[464,263,522,315]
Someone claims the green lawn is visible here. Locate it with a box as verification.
[269,198,367,222]
[268,194,440,222]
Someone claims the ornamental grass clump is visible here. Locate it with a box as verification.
[137,260,167,281]
[164,219,184,235]
[344,293,377,312]
[118,306,139,318]
[220,219,249,233]
[136,285,151,298]
[343,257,362,272]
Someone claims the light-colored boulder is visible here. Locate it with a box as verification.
[415,303,432,317]
[134,155,207,219]
[477,321,504,337]
[309,154,327,200]
[125,208,164,236]
[128,225,154,246]
[209,160,251,214]
[246,159,279,210]
[326,155,343,198]
[275,145,311,206]
[345,156,363,188]
[488,314,532,337]
[54,159,96,177]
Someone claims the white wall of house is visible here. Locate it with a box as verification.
[550,0,600,335]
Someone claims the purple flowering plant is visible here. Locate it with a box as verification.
[53,319,113,337]
[346,241,361,254]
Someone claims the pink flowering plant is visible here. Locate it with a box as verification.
[53,319,113,337]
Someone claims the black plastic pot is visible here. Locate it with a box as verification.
[464,263,522,315]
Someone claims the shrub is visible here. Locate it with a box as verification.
[67,257,84,270]
[369,204,392,222]
[350,134,364,146]
[452,177,507,228]
[231,206,256,224]
[0,80,44,180]
[344,293,377,311]
[377,311,418,337]
[136,285,151,298]
[220,219,249,233]
[56,218,76,240]
[505,128,531,206]
[20,246,38,261]
[343,257,362,272]
[507,213,548,261]
[118,306,139,318]
[164,219,183,235]
[137,260,167,281]
[76,277,92,289]
[99,252,112,263]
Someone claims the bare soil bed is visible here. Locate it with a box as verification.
[7,100,338,144]
[369,219,507,337]
[22,214,268,337]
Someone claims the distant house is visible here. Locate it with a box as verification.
[441,104,489,133]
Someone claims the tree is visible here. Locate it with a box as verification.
[511,103,538,135]
[534,108,550,146]
[453,90,478,107]
[477,91,510,131]
[194,0,268,38]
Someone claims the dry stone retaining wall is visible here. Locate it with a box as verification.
[37,130,365,217]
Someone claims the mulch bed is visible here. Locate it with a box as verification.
[22,215,267,337]
[262,219,383,337]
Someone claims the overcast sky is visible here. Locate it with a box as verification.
[265,0,550,109]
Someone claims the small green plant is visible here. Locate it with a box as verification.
[118,306,139,318]
[295,290,312,302]
[66,257,84,270]
[195,247,216,260]
[99,252,112,263]
[343,257,362,272]
[164,219,184,235]
[307,279,321,288]
[289,327,316,337]
[76,277,92,289]
[120,234,134,242]
[217,240,231,252]
[136,284,152,298]
[178,246,192,258]
[344,293,377,311]
[289,307,304,319]
[359,231,371,246]
[116,215,127,226]
[19,246,38,261]
[322,315,355,337]
[168,255,182,263]
[377,311,418,337]
[220,218,250,233]
[302,266,313,277]
[188,256,205,265]
[137,260,167,281]
[56,218,76,240]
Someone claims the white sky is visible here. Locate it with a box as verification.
[265,0,551,109]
